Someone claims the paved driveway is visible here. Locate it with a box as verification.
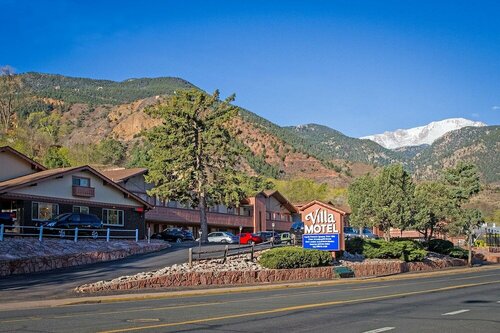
[0,241,199,302]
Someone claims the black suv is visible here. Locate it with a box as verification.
[0,212,15,229]
[40,213,103,237]
[289,222,304,244]
[153,229,186,243]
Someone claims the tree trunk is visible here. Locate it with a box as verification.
[383,223,391,241]
[199,192,209,243]
[468,232,473,267]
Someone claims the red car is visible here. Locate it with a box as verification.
[238,232,263,245]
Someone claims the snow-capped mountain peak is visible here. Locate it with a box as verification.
[361,118,487,149]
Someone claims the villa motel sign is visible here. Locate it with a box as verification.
[300,202,343,251]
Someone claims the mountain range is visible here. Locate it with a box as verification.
[361,118,487,149]
[6,72,500,185]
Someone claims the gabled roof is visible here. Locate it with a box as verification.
[0,146,46,171]
[260,190,298,213]
[0,165,152,209]
[100,168,148,182]
[297,200,347,215]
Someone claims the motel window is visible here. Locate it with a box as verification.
[102,209,124,226]
[32,202,59,221]
[73,206,89,214]
[72,176,90,187]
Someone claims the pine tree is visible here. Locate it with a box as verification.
[373,164,415,240]
[413,181,454,242]
[144,89,247,242]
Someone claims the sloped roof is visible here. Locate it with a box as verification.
[261,190,298,213]
[0,146,46,171]
[297,200,348,215]
[0,165,151,209]
[100,168,148,182]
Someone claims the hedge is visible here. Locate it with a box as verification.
[345,238,427,262]
[448,247,468,259]
[259,247,332,269]
[426,239,454,255]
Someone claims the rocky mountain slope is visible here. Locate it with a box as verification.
[361,118,486,149]
[8,72,500,184]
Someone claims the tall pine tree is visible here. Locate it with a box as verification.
[144,89,247,242]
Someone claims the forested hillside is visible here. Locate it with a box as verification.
[1,72,498,187]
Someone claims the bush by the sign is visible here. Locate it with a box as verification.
[345,238,427,262]
[259,247,332,269]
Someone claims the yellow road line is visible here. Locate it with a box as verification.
[0,284,388,324]
[1,271,498,324]
[98,279,500,333]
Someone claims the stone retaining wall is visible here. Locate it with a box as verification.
[0,240,169,277]
[343,257,466,277]
[76,257,466,293]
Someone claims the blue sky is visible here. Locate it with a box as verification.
[2,0,499,137]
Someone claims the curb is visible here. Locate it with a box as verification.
[0,264,497,311]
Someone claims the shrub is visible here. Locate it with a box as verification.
[346,238,427,262]
[448,247,468,259]
[474,239,486,248]
[426,239,454,255]
[259,247,332,269]
[345,237,364,254]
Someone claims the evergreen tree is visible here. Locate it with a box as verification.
[373,164,415,240]
[144,89,248,242]
[348,174,377,229]
[443,162,482,266]
[413,181,454,242]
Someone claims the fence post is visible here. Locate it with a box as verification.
[148,227,151,244]
[106,228,110,242]
[39,225,43,242]
[188,248,193,267]
[222,245,229,264]
[74,227,78,242]
[251,243,255,261]
[135,229,139,242]
[0,224,4,241]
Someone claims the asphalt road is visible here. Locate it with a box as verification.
[0,266,498,332]
[0,241,250,302]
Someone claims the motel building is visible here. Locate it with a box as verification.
[0,146,151,238]
[102,167,347,247]
[100,166,299,236]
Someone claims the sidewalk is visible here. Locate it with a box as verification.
[1,264,497,312]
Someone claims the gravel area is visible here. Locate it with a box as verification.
[0,237,168,261]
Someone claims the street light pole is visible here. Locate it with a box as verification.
[239,226,242,246]
[198,230,202,260]
[272,222,275,247]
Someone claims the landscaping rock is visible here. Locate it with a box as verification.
[0,238,169,276]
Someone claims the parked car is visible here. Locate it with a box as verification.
[39,213,103,238]
[361,227,379,239]
[0,212,15,229]
[206,231,239,244]
[180,229,195,241]
[280,232,292,245]
[153,229,186,243]
[343,227,379,239]
[343,227,360,239]
[290,221,304,244]
[238,232,263,245]
[255,231,282,244]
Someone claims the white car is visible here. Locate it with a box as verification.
[207,231,239,243]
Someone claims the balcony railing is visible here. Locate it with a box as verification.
[72,186,95,198]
